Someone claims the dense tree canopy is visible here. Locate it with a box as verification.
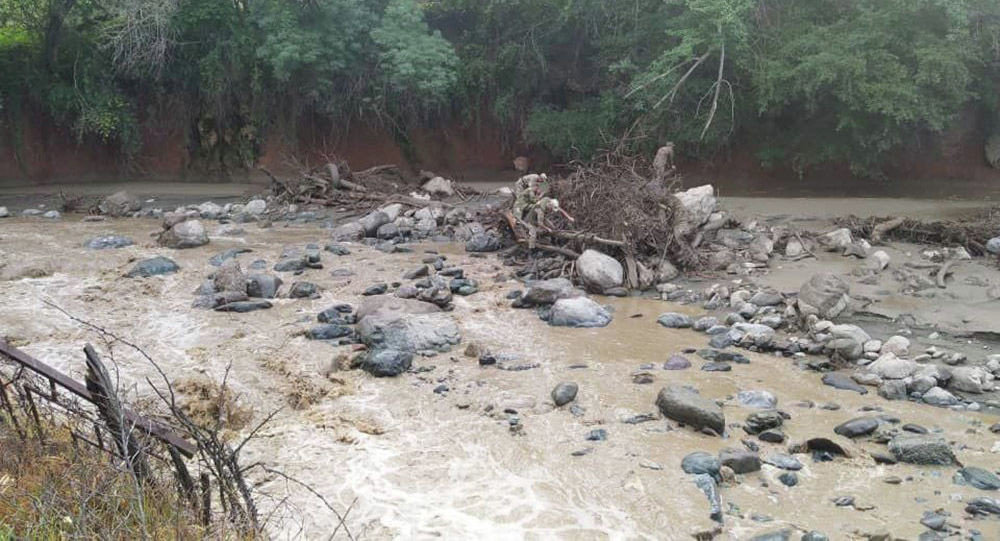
[1,0,998,176]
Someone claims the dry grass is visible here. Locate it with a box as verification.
[0,423,204,540]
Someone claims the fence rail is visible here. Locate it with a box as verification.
[0,340,196,457]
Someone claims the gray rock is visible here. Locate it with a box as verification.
[663,355,692,370]
[658,312,693,329]
[867,353,919,380]
[289,282,319,299]
[888,434,956,465]
[576,249,623,292]
[331,222,365,241]
[655,385,725,434]
[0,206,9,218]
[520,278,582,306]
[213,260,247,294]
[763,453,803,471]
[363,283,388,296]
[833,416,879,438]
[126,256,179,278]
[744,410,783,434]
[325,244,351,256]
[41,210,59,218]
[948,366,990,394]
[376,222,400,240]
[957,467,1000,490]
[355,296,441,322]
[245,199,267,215]
[361,349,413,377]
[693,317,719,332]
[718,447,761,474]
[548,297,612,328]
[880,335,910,357]
[682,452,720,479]
[215,300,272,313]
[966,497,1000,516]
[359,211,391,237]
[737,390,777,409]
[306,324,352,340]
[86,235,134,250]
[358,313,461,354]
[798,273,850,319]
[987,237,1000,255]
[750,530,791,541]
[801,532,829,541]
[466,232,502,252]
[821,373,869,394]
[750,291,783,306]
[877,380,908,401]
[99,190,141,217]
[674,185,717,234]
[922,386,959,406]
[247,274,282,298]
[552,382,579,406]
[159,219,209,249]
[732,323,775,347]
[209,248,252,266]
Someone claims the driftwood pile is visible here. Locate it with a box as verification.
[835,207,1000,256]
[496,153,699,283]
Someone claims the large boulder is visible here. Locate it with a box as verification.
[357,313,461,354]
[466,232,502,253]
[548,297,613,328]
[331,222,365,242]
[866,353,919,380]
[673,185,717,235]
[655,385,725,434]
[359,211,392,237]
[576,249,623,292]
[355,296,441,322]
[797,273,850,319]
[888,434,956,465]
[160,219,209,249]
[247,274,282,298]
[213,260,247,294]
[948,366,992,394]
[520,278,583,306]
[361,349,413,377]
[99,190,141,217]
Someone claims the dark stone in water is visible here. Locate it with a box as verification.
[701,362,732,372]
[834,416,880,438]
[289,282,319,299]
[758,429,786,443]
[361,349,413,377]
[478,353,497,366]
[585,429,608,441]
[317,307,347,324]
[306,324,352,340]
[682,452,720,479]
[86,235,134,250]
[127,256,179,278]
[506,290,523,300]
[363,283,388,296]
[209,248,252,266]
[749,530,791,541]
[778,472,798,487]
[956,467,1000,491]
[433,384,449,394]
[215,300,272,313]
[821,373,868,394]
[698,349,749,364]
[744,410,783,434]
[902,423,928,434]
[621,413,657,424]
[551,382,578,407]
[324,244,351,256]
[764,453,803,471]
[965,497,1000,516]
[663,355,692,370]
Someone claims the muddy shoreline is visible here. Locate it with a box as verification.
[1,186,999,540]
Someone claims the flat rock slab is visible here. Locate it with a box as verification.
[655,385,725,434]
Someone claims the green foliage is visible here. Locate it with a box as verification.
[526,97,619,161]
[0,0,998,175]
[372,0,459,105]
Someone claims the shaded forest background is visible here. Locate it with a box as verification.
[1,0,1000,187]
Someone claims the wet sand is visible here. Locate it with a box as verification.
[1,214,998,539]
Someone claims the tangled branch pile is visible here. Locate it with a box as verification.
[499,153,706,278]
[834,206,1000,256]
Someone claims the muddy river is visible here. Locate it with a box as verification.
[1,214,998,540]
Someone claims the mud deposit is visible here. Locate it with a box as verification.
[2,214,999,540]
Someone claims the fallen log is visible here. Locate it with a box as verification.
[872,217,904,244]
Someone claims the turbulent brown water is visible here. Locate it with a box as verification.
[1,216,999,540]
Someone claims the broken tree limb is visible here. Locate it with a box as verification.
[516,240,580,259]
[326,163,366,192]
[935,260,957,289]
[543,230,627,248]
[872,217,904,244]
